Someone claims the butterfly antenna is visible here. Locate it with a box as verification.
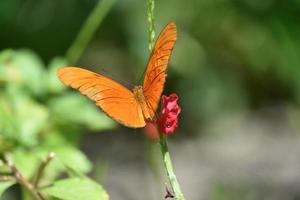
[137,50,153,85]
[96,67,135,89]
[137,67,146,85]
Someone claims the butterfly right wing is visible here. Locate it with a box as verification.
[57,67,146,128]
[143,22,177,117]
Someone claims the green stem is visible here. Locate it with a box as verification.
[159,134,186,200]
[34,152,55,189]
[146,0,185,199]
[147,0,155,51]
[145,139,162,181]
[66,0,116,64]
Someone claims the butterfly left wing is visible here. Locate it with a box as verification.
[143,22,177,117]
[57,67,146,128]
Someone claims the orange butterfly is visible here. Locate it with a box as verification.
[57,22,177,128]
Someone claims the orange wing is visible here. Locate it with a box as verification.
[57,67,146,128]
[143,22,177,117]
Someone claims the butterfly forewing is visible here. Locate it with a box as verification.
[57,67,146,128]
[143,22,177,117]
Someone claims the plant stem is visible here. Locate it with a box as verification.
[147,0,155,51]
[34,152,55,189]
[66,0,116,64]
[7,160,44,200]
[146,0,185,199]
[159,134,186,200]
[147,0,185,200]
[0,175,15,181]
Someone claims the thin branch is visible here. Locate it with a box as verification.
[34,152,55,189]
[0,175,15,181]
[7,160,45,200]
[66,0,116,64]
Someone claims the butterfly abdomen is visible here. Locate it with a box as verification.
[133,85,154,121]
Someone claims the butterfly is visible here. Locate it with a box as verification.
[57,22,177,128]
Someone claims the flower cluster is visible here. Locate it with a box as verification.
[156,93,181,135]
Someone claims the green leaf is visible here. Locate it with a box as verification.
[10,148,40,179]
[9,145,91,183]
[0,94,18,139]
[0,181,15,197]
[14,49,46,96]
[0,49,17,83]
[49,92,115,131]
[18,101,48,146]
[0,49,46,96]
[0,49,14,63]
[33,140,93,183]
[6,88,49,146]
[47,57,68,93]
[41,177,109,200]
[53,146,92,175]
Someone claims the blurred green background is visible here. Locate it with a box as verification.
[1,0,300,199]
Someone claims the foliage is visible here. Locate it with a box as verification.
[2,0,300,199]
[0,181,16,197]
[42,177,109,200]
[0,48,115,199]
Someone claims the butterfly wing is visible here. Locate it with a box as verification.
[57,67,146,128]
[143,22,177,117]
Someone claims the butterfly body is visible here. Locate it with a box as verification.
[133,85,152,121]
[57,22,177,128]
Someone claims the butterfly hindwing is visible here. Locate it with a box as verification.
[57,67,146,128]
[143,22,177,117]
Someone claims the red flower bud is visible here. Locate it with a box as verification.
[156,93,181,135]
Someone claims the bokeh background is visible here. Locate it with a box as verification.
[1,0,300,199]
